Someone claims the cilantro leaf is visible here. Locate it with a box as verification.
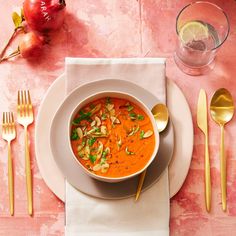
[72,111,92,125]
[71,129,79,140]
[140,130,145,139]
[137,114,144,120]
[129,112,137,120]
[89,154,97,163]
[88,137,96,147]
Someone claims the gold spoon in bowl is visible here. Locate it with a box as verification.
[135,104,169,201]
[210,88,234,211]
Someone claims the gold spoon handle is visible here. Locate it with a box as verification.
[205,134,211,212]
[135,170,147,201]
[220,125,227,211]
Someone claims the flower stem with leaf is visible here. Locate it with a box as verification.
[0,10,24,59]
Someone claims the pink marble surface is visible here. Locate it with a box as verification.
[0,0,236,235]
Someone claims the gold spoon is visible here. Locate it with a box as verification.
[135,104,169,201]
[210,88,234,211]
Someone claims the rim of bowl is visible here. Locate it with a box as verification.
[68,91,160,182]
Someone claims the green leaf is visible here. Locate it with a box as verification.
[88,137,96,147]
[127,105,134,112]
[101,113,107,120]
[72,111,92,125]
[94,127,100,132]
[129,112,137,120]
[140,130,145,139]
[71,129,79,140]
[89,154,97,163]
[12,12,22,29]
[137,114,144,120]
[100,156,107,165]
[102,150,108,159]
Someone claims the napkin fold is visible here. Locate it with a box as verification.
[65,58,169,236]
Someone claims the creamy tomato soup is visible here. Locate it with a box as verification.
[70,97,155,178]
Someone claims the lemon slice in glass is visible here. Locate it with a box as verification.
[179,21,209,44]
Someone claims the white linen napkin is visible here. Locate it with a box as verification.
[65,58,169,236]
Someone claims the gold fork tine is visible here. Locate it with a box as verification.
[27,90,33,115]
[27,90,31,105]
[25,90,29,116]
[22,91,25,117]
[17,91,21,116]
[10,112,14,133]
[8,112,10,133]
[2,112,5,129]
[23,90,27,116]
[2,112,6,134]
[6,112,9,133]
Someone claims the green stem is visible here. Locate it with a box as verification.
[0,27,23,59]
[0,49,20,63]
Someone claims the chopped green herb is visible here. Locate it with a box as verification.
[140,130,145,139]
[94,127,100,132]
[89,154,97,163]
[129,112,137,120]
[88,137,96,147]
[71,129,79,140]
[87,126,101,135]
[102,150,108,159]
[137,114,144,120]
[127,105,134,112]
[100,157,107,165]
[101,113,107,120]
[72,111,92,125]
[128,113,144,121]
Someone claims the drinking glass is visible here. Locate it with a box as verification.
[174,1,229,75]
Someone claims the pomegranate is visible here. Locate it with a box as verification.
[23,0,66,32]
[0,31,45,62]
[19,31,44,58]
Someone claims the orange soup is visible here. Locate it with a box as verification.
[70,97,155,178]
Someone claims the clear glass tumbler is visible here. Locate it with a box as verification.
[174,1,229,75]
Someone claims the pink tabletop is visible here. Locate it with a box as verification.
[0,0,236,235]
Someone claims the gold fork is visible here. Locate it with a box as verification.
[17,90,34,216]
[2,112,16,216]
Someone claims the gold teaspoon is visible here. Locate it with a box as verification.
[210,88,234,211]
[135,104,169,201]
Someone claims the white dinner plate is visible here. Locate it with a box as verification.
[35,74,193,201]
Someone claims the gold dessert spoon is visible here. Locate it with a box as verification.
[210,88,234,211]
